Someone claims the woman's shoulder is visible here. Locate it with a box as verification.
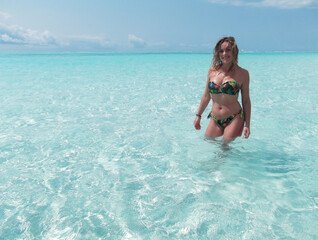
[236,65,249,75]
[236,66,249,80]
[208,66,219,75]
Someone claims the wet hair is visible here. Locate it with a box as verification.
[211,36,239,71]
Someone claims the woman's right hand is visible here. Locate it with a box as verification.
[194,116,201,130]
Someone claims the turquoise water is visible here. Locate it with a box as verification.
[0,52,317,239]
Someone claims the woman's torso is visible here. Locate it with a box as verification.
[208,66,244,118]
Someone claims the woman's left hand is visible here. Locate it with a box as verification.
[243,127,250,138]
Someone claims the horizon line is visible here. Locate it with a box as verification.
[0,50,317,54]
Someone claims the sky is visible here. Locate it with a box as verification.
[0,0,318,52]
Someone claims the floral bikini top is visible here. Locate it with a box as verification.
[208,80,241,95]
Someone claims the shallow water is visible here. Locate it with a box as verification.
[0,52,317,239]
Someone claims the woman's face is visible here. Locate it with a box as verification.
[219,41,233,64]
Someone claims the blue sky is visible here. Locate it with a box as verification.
[0,0,317,52]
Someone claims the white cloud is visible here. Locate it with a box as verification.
[208,0,318,8]
[0,21,155,51]
[260,0,318,8]
[128,34,146,48]
[0,22,117,51]
[0,11,11,19]
[0,22,57,45]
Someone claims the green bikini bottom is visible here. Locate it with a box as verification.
[208,109,244,129]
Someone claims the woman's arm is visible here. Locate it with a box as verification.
[194,72,212,130]
[241,70,251,138]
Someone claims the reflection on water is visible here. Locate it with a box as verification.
[1,52,317,239]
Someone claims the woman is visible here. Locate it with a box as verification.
[194,36,251,141]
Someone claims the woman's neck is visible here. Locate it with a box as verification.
[220,62,234,73]
[221,64,232,73]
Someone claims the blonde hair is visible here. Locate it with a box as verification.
[211,36,239,71]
